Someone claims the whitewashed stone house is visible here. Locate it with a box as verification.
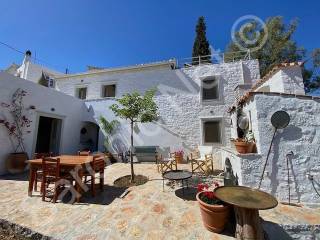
[53,59,260,153]
[2,51,320,205]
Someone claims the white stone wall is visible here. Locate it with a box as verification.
[56,60,260,154]
[241,60,261,85]
[256,66,305,95]
[229,94,320,204]
[0,72,88,175]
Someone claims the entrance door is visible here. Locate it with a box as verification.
[35,116,62,155]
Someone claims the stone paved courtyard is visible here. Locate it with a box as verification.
[0,163,319,240]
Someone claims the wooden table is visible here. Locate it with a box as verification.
[27,155,94,202]
[214,186,278,240]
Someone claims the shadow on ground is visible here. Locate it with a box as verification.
[0,172,28,181]
[263,221,293,240]
[71,185,128,205]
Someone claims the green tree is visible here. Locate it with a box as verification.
[225,16,320,92]
[192,16,211,65]
[99,116,119,152]
[110,89,158,182]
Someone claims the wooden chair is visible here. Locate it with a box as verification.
[83,156,106,197]
[41,157,72,203]
[156,153,177,174]
[190,152,214,175]
[33,152,53,192]
[78,150,91,156]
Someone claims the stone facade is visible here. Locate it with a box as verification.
[227,93,320,204]
[55,60,260,153]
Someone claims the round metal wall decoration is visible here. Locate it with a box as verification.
[80,127,87,135]
[238,115,249,130]
[271,111,290,129]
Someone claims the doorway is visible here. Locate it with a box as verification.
[35,116,62,155]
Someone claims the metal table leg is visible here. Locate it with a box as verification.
[182,179,185,196]
[162,177,164,191]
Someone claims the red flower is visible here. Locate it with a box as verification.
[197,183,209,193]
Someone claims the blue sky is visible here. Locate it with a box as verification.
[0,0,319,73]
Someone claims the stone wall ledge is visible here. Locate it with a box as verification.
[217,146,262,159]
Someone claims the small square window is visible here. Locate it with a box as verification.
[202,77,219,100]
[203,120,221,143]
[76,87,87,100]
[102,85,116,98]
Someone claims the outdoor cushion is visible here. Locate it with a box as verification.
[198,146,213,159]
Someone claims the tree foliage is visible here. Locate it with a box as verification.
[99,116,119,152]
[224,16,320,92]
[109,89,158,181]
[192,16,211,64]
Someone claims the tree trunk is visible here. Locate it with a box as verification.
[130,121,135,182]
[234,207,265,240]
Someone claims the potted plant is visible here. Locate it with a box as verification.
[245,130,256,153]
[174,150,184,163]
[231,138,250,154]
[0,89,33,173]
[196,182,230,233]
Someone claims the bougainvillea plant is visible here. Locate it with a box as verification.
[174,150,184,156]
[0,89,33,153]
[197,181,224,205]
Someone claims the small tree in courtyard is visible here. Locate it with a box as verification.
[110,89,158,182]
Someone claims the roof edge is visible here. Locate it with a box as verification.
[54,60,176,80]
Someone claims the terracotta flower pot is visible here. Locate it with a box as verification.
[196,191,230,233]
[233,141,250,154]
[175,154,183,164]
[6,152,28,174]
[247,142,256,153]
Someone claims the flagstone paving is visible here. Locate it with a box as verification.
[0,163,319,240]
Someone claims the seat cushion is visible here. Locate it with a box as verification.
[198,146,213,159]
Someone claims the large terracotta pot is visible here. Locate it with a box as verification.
[196,191,230,233]
[233,141,250,154]
[6,152,28,174]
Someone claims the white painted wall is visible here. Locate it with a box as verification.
[0,72,88,175]
[256,66,305,95]
[227,94,320,204]
[56,60,260,155]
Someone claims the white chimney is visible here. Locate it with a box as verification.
[21,50,32,79]
[23,50,32,64]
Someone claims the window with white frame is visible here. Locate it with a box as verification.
[102,84,116,98]
[202,77,219,101]
[202,120,222,144]
[76,87,87,100]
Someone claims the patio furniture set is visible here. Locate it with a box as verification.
[156,147,278,240]
[28,151,106,203]
[157,146,220,196]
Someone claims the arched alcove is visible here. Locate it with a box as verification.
[79,121,100,152]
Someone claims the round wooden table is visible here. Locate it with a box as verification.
[215,186,278,240]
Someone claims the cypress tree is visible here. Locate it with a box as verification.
[192,16,211,65]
